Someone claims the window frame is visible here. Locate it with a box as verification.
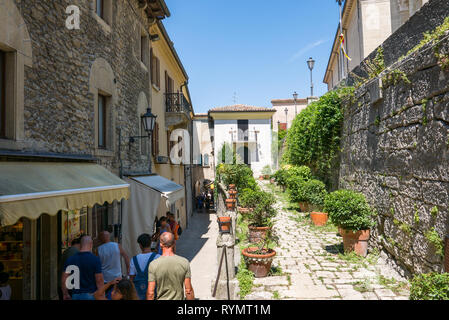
[97,94,107,149]
[96,0,104,19]
[151,50,160,88]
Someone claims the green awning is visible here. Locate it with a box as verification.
[0,162,130,226]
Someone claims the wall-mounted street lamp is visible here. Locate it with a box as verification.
[119,108,157,177]
[307,57,315,97]
[293,91,298,116]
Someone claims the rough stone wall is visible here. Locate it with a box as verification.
[15,0,152,174]
[339,27,449,275]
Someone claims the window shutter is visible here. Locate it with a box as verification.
[156,58,160,87]
[165,71,168,93]
[150,48,154,84]
[152,122,159,157]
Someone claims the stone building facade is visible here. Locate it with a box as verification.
[338,0,449,275]
[0,0,192,300]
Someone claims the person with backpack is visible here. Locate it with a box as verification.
[129,233,161,300]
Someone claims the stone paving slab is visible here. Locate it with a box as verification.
[240,181,411,300]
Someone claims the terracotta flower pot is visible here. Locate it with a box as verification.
[270,178,275,184]
[263,175,270,180]
[310,212,328,226]
[228,184,236,190]
[225,198,236,211]
[229,190,237,199]
[341,229,370,257]
[248,226,271,243]
[242,247,277,278]
[259,176,264,180]
[445,235,449,273]
[217,216,232,232]
[298,202,310,212]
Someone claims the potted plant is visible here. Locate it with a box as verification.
[261,165,272,180]
[324,190,376,257]
[272,168,289,192]
[228,189,237,199]
[247,190,276,243]
[242,229,278,278]
[298,179,328,226]
[237,188,255,216]
[225,198,236,211]
[217,216,232,232]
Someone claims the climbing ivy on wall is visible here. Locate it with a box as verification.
[284,87,353,186]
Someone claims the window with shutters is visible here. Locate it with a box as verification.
[203,154,209,167]
[165,71,174,94]
[151,50,160,88]
[152,122,159,156]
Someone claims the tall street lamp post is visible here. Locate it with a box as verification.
[284,107,288,130]
[307,57,315,97]
[293,91,298,116]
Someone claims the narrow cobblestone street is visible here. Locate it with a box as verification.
[176,212,218,300]
[244,181,410,300]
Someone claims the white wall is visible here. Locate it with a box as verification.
[213,119,273,177]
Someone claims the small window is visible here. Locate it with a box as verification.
[96,0,104,19]
[0,51,6,138]
[151,50,160,88]
[140,35,149,66]
[98,94,107,149]
[203,154,209,166]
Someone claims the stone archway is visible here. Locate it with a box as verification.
[89,58,117,152]
[0,0,33,143]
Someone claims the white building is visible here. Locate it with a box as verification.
[208,105,276,177]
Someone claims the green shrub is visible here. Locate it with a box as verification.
[247,190,276,227]
[285,89,350,185]
[236,260,254,299]
[324,189,376,231]
[289,179,327,206]
[410,273,449,300]
[285,165,312,189]
[220,164,257,191]
[239,188,259,209]
[261,165,272,176]
[272,168,289,189]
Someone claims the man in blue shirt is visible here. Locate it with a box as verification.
[61,235,104,300]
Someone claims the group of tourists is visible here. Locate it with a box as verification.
[59,212,194,300]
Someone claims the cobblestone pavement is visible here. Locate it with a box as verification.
[245,181,410,300]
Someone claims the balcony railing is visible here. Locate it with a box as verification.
[165,92,191,115]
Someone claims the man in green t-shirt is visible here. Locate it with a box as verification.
[147,232,194,300]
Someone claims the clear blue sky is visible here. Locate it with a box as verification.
[163,0,340,114]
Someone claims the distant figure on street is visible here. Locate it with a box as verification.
[155,217,172,255]
[147,232,194,300]
[0,272,11,300]
[57,236,81,300]
[129,233,161,300]
[61,235,104,300]
[167,213,180,240]
[94,278,139,300]
[97,231,130,283]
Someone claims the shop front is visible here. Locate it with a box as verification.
[121,174,184,258]
[0,162,129,300]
